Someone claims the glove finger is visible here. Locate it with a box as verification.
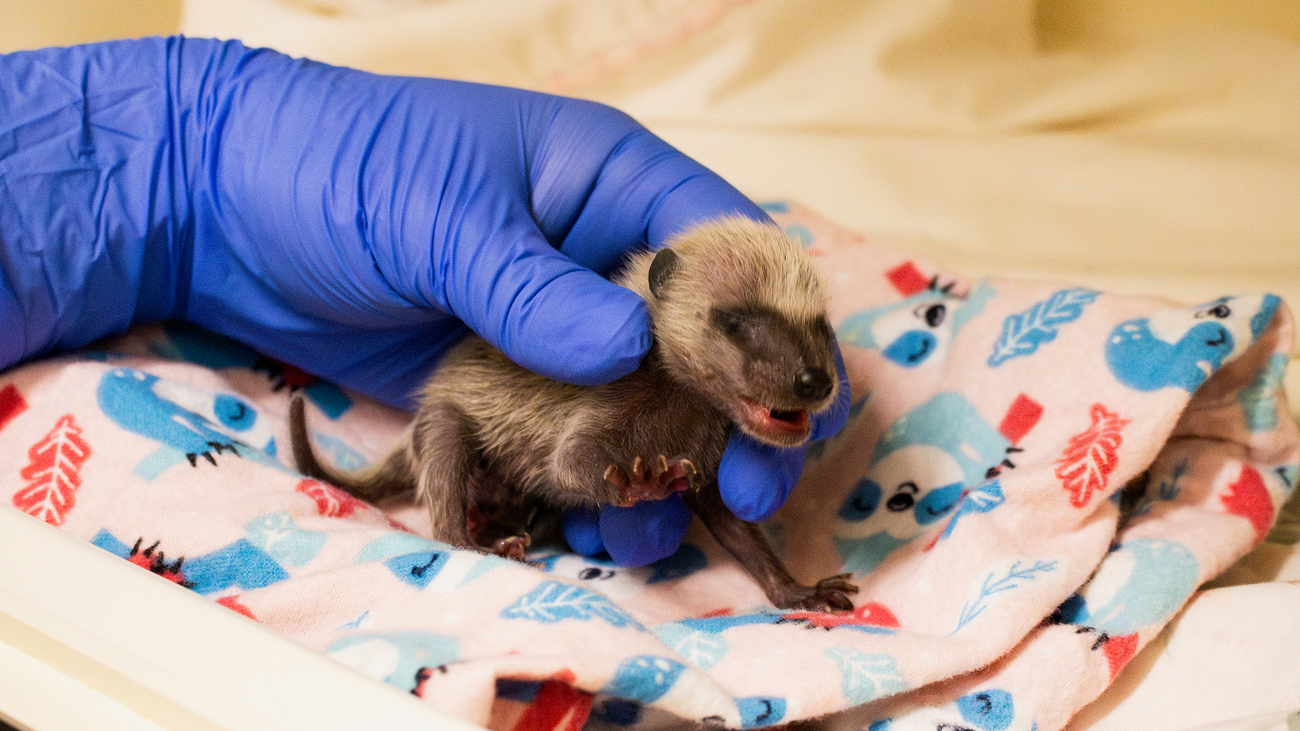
[528,100,769,274]
[182,310,466,411]
[718,434,806,523]
[811,338,852,441]
[598,495,692,567]
[640,159,771,250]
[561,506,607,557]
[442,217,652,386]
[716,347,845,521]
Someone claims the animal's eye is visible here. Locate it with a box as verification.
[710,308,748,337]
[914,303,946,328]
[1197,303,1231,319]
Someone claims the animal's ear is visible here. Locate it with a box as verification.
[648,248,681,300]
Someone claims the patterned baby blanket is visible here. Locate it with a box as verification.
[2,203,1296,731]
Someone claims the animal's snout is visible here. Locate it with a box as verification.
[794,366,834,401]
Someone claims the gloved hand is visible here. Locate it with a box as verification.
[0,37,847,567]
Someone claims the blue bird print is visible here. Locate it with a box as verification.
[1106,294,1280,392]
[97,368,276,466]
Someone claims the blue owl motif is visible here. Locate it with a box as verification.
[834,393,1026,574]
[1057,538,1200,637]
[1106,294,1280,392]
[838,282,993,368]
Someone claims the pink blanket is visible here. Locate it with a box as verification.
[2,203,1296,730]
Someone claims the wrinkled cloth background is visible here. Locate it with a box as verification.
[2,203,1297,730]
[176,0,1300,357]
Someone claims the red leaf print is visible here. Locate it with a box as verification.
[13,414,91,525]
[1220,465,1274,543]
[1055,403,1130,508]
[296,478,366,518]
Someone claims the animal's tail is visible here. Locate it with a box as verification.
[288,394,414,501]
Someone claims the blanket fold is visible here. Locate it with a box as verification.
[2,203,1295,731]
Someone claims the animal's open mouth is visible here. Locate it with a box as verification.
[737,397,811,445]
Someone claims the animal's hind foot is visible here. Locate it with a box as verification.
[605,455,699,506]
[489,534,530,562]
[773,573,858,612]
[466,503,532,562]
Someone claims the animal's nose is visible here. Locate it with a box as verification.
[793,367,834,401]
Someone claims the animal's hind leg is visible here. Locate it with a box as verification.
[683,483,856,612]
[409,402,479,549]
[466,476,534,561]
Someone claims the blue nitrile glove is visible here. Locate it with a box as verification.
[0,37,847,566]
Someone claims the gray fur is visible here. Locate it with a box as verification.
[291,217,855,610]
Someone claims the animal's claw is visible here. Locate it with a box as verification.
[490,534,530,562]
[778,573,859,612]
[606,455,699,506]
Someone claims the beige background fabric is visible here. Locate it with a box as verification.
[200,0,1300,420]
[4,0,1298,415]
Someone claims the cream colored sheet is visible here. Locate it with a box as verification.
[181,0,1300,421]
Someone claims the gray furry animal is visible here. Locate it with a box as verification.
[290,217,856,611]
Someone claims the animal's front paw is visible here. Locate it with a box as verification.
[775,573,858,612]
[605,455,699,506]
